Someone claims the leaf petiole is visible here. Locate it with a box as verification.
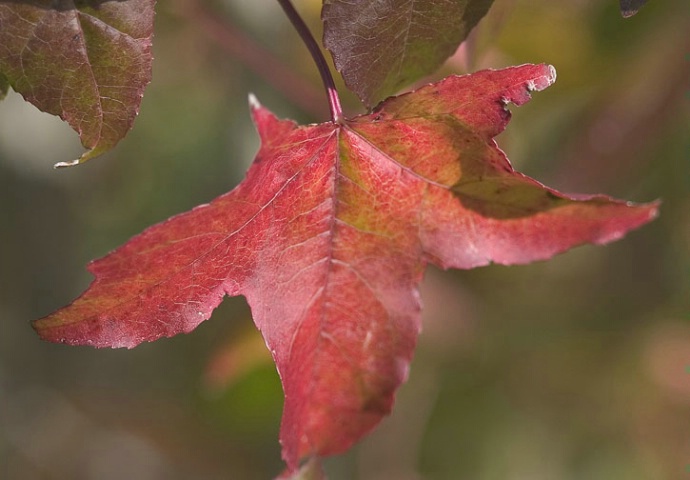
[276,0,343,123]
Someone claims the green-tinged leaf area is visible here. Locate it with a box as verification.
[32,65,658,473]
[0,0,155,166]
[322,0,494,107]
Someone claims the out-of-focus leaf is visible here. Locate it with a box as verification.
[0,0,155,166]
[204,327,273,392]
[620,0,649,17]
[33,64,657,472]
[322,0,494,107]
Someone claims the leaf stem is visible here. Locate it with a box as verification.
[276,0,343,123]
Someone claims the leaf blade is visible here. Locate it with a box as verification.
[322,0,494,106]
[33,64,658,472]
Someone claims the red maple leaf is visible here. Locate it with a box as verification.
[33,64,657,471]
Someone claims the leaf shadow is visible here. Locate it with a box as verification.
[452,175,569,220]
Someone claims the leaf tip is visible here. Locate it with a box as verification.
[644,199,662,220]
[248,92,262,111]
[54,144,107,168]
[546,64,557,86]
[53,159,81,169]
[248,92,273,126]
[626,198,661,224]
[526,64,557,93]
[593,198,660,246]
[620,0,648,17]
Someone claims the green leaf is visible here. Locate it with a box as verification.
[0,0,155,166]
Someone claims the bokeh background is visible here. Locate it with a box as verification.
[1,0,689,478]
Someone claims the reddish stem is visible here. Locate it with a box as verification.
[276,0,343,123]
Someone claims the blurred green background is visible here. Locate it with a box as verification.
[1,0,689,478]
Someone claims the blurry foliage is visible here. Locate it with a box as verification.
[1,0,689,478]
